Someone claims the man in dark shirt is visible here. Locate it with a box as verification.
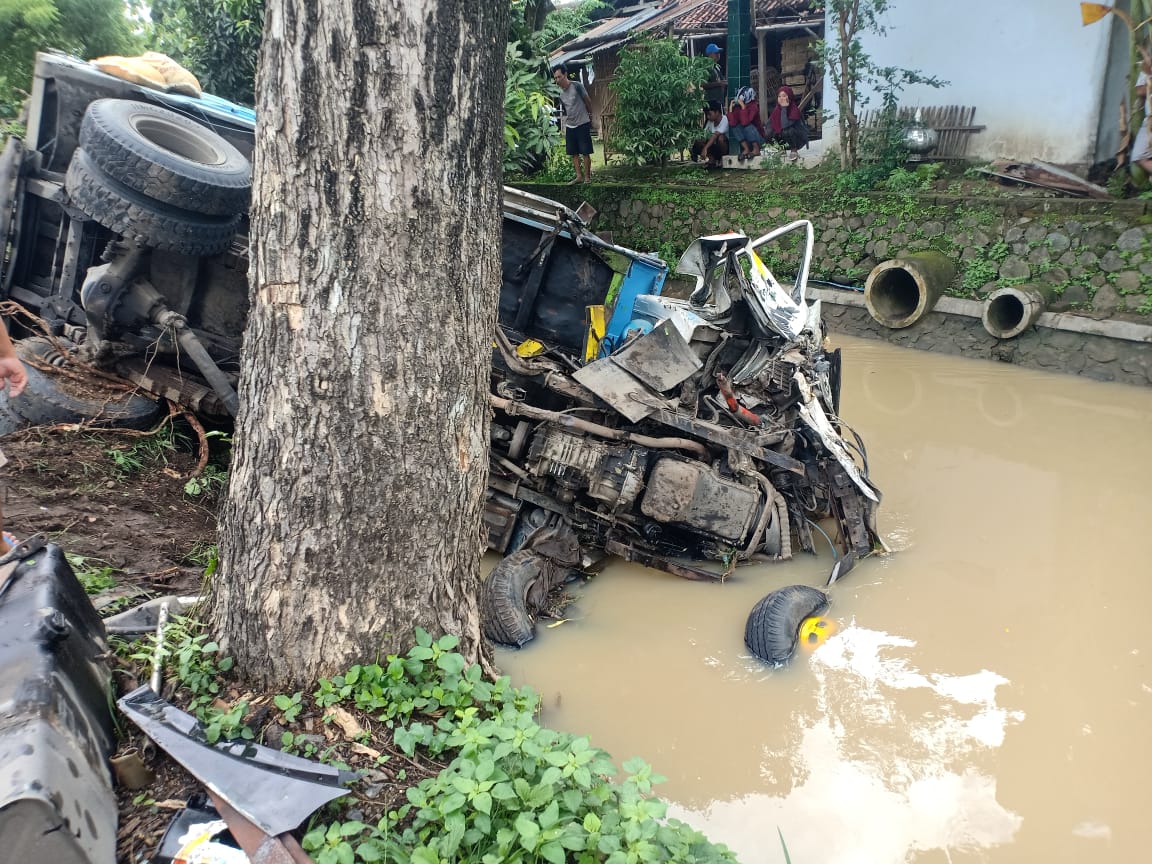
[703,43,726,104]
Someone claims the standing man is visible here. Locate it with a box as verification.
[553,64,594,183]
[703,43,726,104]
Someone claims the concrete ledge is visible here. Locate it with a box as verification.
[721,155,769,170]
[809,287,1152,344]
[816,297,1152,386]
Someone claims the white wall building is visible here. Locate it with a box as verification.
[816,0,1129,168]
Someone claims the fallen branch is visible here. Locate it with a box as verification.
[179,404,210,477]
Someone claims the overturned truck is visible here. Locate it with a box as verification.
[485,191,882,646]
[0,53,882,652]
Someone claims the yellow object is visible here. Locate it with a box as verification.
[798,616,839,650]
[583,305,606,362]
[515,339,547,358]
[1080,3,1113,25]
[748,248,774,281]
[90,52,202,97]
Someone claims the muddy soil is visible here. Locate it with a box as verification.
[2,423,219,604]
[0,424,441,862]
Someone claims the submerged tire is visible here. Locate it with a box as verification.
[65,148,241,256]
[0,338,161,433]
[481,550,554,648]
[80,99,251,216]
[745,584,830,665]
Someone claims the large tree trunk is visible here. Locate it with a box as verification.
[213,0,508,690]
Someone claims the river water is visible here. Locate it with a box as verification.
[494,335,1152,864]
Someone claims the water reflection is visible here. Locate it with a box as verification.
[496,337,1152,863]
[668,625,1024,863]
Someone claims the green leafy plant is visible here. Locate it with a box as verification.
[65,552,117,594]
[882,161,942,193]
[184,463,228,497]
[274,691,304,724]
[504,41,561,174]
[129,615,249,743]
[145,0,264,105]
[301,628,737,864]
[609,36,711,166]
[530,145,578,183]
[815,0,946,170]
[1,0,138,118]
[538,0,609,52]
[137,619,738,862]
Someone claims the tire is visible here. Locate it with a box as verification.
[65,148,241,257]
[481,550,558,648]
[744,584,830,665]
[80,99,251,216]
[0,338,162,434]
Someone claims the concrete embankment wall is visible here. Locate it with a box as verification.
[519,183,1152,387]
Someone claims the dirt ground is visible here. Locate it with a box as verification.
[2,422,218,599]
[0,423,442,862]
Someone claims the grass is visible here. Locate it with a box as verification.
[65,552,118,594]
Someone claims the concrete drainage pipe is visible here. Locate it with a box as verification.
[981,283,1053,339]
[864,252,956,329]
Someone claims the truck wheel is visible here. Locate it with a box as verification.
[744,584,829,665]
[481,550,562,648]
[80,99,251,216]
[0,338,161,432]
[66,148,241,257]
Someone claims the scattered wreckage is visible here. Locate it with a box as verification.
[0,49,885,864]
[0,52,883,656]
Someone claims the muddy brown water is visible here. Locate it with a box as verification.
[492,335,1152,863]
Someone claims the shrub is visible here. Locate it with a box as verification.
[302,630,740,864]
[505,42,561,174]
[609,37,711,166]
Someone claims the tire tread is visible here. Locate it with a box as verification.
[481,550,547,648]
[80,99,250,216]
[744,584,830,665]
[66,149,240,257]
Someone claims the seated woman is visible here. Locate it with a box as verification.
[769,86,809,163]
[727,87,765,162]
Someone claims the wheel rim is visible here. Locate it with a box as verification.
[130,115,226,166]
[797,616,838,651]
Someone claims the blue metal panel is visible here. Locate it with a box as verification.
[602,258,668,355]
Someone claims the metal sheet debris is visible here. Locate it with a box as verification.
[118,686,354,838]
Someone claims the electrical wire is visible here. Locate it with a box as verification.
[805,517,839,562]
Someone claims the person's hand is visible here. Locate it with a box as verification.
[0,357,28,398]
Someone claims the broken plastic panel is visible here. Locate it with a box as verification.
[118,686,355,837]
[738,220,815,342]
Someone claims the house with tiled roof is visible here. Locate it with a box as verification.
[550,0,826,156]
[553,0,1125,169]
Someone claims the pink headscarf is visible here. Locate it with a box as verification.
[769,86,802,134]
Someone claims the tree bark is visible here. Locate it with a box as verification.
[213,0,508,689]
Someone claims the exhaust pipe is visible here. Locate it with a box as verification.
[981,283,1054,339]
[864,252,956,329]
